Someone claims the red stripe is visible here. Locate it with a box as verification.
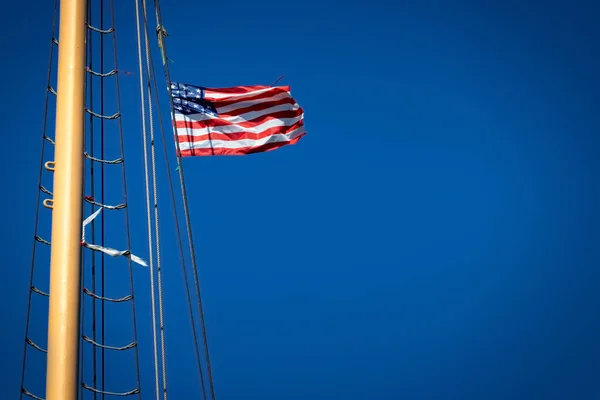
[178,133,305,157]
[177,120,305,143]
[218,96,296,118]
[174,108,303,130]
[204,85,289,97]
[209,87,291,108]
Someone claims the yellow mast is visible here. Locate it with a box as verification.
[45,0,87,399]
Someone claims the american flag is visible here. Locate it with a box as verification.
[170,82,306,156]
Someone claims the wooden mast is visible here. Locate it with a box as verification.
[45,0,87,399]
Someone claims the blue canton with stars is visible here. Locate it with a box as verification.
[170,82,219,117]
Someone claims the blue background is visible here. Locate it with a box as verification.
[2,0,599,399]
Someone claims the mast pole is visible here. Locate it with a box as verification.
[45,0,87,399]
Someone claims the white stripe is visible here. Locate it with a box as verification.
[204,86,283,100]
[217,91,292,114]
[174,102,300,125]
[178,126,306,150]
[176,115,303,136]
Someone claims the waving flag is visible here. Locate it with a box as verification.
[170,82,306,156]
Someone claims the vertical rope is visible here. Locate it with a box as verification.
[99,0,107,396]
[151,1,217,398]
[134,0,161,398]
[139,3,209,398]
[109,0,144,395]
[80,20,90,395]
[86,0,99,397]
[141,1,169,398]
[19,1,59,397]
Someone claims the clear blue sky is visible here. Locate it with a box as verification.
[2,0,599,399]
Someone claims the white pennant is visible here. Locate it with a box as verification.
[82,208,148,267]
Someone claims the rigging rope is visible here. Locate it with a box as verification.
[81,0,145,397]
[134,0,163,398]
[19,1,59,398]
[151,0,218,398]
[85,1,99,395]
[99,5,108,393]
[140,0,169,398]
[109,0,145,393]
[131,0,219,397]
[138,1,210,398]
[81,0,144,396]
